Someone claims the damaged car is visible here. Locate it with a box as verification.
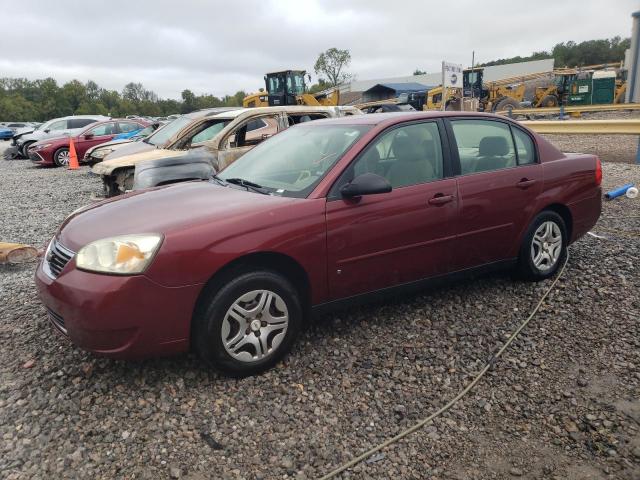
[82,122,163,165]
[93,106,361,196]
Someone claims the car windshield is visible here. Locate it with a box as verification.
[218,124,370,198]
[144,117,190,146]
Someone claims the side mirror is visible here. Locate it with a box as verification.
[340,173,392,198]
[84,133,94,140]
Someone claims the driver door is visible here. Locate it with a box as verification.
[75,122,117,157]
[326,121,457,300]
[217,113,284,171]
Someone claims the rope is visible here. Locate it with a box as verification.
[319,253,570,480]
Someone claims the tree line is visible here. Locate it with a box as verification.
[477,36,630,68]
[413,37,630,74]
[0,78,248,122]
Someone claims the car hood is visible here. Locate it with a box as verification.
[92,148,189,175]
[13,127,35,137]
[57,181,298,252]
[99,139,157,162]
[23,128,81,143]
[87,139,133,155]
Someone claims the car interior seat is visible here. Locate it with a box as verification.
[388,134,434,187]
[475,136,514,172]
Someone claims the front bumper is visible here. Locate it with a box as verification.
[29,150,51,165]
[35,256,203,359]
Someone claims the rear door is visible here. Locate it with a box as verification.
[326,120,457,300]
[446,118,542,270]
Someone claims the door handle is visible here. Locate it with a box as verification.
[428,194,454,206]
[516,178,536,189]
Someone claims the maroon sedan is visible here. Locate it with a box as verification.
[35,112,601,376]
[29,119,149,167]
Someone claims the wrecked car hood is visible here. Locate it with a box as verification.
[92,148,192,175]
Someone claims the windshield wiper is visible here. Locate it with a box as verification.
[225,177,270,195]
[210,173,227,186]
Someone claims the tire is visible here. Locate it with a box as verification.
[193,269,303,377]
[493,97,519,113]
[517,211,567,281]
[538,95,558,108]
[53,147,70,167]
[21,141,35,158]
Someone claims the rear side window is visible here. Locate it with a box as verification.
[512,127,536,165]
[68,118,98,129]
[118,121,141,133]
[450,120,516,174]
[87,123,116,136]
[246,119,267,131]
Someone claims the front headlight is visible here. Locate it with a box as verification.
[76,234,163,274]
[34,143,51,150]
[92,148,114,159]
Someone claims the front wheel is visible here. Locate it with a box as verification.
[21,141,35,158]
[517,211,567,281]
[193,270,303,377]
[53,147,70,167]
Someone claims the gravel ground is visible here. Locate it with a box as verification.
[0,141,639,480]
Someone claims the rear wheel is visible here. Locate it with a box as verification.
[193,270,303,377]
[53,147,69,167]
[517,211,567,280]
[494,97,519,113]
[539,95,558,108]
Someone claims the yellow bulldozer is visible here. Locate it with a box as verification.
[424,67,530,112]
[243,70,340,108]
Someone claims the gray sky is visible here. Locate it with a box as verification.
[2,0,637,99]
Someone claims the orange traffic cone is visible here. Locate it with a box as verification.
[68,137,79,170]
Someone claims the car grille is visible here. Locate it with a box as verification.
[45,239,75,278]
[46,307,68,335]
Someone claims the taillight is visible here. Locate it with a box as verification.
[595,157,602,186]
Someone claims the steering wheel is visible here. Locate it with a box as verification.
[295,170,311,183]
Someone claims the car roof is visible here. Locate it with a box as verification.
[207,105,355,120]
[183,107,242,120]
[303,111,514,127]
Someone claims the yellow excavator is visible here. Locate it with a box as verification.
[243,70,339,108]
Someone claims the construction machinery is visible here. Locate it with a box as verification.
[425,62,628,113]
[243,70,339,108]
[424,67,536,112]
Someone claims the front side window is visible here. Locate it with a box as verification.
[224,115,279,148]
[450,120,516,175]
[188,120,230,145]
[350,122,443,189]
[218,125,370,198]
[48,120,67,131]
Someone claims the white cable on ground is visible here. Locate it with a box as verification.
[319,253,570,480]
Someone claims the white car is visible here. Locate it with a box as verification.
[13,115,109,157]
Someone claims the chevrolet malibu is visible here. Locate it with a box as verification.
[36,112,601,376]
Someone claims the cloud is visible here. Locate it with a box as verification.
[1,0,636,98]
